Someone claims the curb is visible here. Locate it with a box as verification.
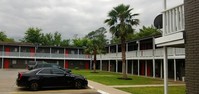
[88,85,109,94]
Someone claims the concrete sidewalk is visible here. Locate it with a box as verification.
[88,80,185,94]
[88,80,131,94]
[108,84,185,88]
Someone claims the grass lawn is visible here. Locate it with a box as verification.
[72,70,183,85]
[117,86,186,94]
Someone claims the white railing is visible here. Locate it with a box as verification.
[154,49,163,57]
[167,47,174,56]
[163,4,184,36]
[139,50,153,57]
[0,51,90,59]
[97,48,185,59]
[175,48,185,56]
[126,51,137,58]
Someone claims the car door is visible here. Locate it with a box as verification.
[36,69,55,87]
[64,73,75,87]
[51,68,66,87]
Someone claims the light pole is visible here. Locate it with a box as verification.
[163,0,168,94]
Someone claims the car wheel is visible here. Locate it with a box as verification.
[29,81,39,91]
[75,80,82,89]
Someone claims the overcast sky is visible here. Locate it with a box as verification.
[0,0,183,41]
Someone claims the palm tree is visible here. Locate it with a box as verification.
[104,4,139,79]
[84,27,107,72]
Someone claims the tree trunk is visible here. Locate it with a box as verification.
[121,37,127,79]
[93,49,97,73]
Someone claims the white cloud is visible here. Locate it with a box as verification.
[0,0,183,41]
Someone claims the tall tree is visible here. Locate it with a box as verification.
[0,31,7,41]
[85,27,107,72]
[61,39,71,47]
[127,26,161,41]
[105,4,139,79]
[0,31,15,42]
[72,38,88,47]
[22,27,42,44]
[41,33,53,46]
[53,32,62,46]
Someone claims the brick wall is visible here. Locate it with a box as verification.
[185,0,199,94]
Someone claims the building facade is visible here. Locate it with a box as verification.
[184,0,199,93]
[0,42,91,69]
[97,36,185,81]
[154,1,185,94]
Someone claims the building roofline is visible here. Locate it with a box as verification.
[106,34,161,47]
[0,42,84,49]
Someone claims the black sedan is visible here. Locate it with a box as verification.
[16,68,88,90]
[27,62,71,73]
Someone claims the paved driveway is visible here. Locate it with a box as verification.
[0,69,100,94]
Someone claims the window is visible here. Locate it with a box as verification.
[12,60,17,64]
[52,69,64,74]
[38,69,51,74]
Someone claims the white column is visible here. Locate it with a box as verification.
[126,43,128,74]
[108,60,110,72]
[2,45,4,69]
[100,60,102,71]
[152,38,156,78]
[137,41,140,76]
[145,60,147,76]
[64,48,66,57]
[126,60,128,74]
[137,41,140,56]
[153,59,156,78]
[163,0,167,36]
[161,60,163,79]
[163,46,168,94]
[108,46,110,53]
[137,41,140,51]
[174,59,176,81]
[164,0,167,10]
[34,46,36,62]
[138,60,140,76]
[90,55,92,70]
[78,49,80,58]
[116,60,118,73]
[126,43,128,55]
[64,60,65,68]
[1,58,3,69]
[116,45,118,56]
[50,47,52,57]
[19,46,21,56]
[132,60,134,75]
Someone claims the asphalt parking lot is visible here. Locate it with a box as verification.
[0,69,100,94]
